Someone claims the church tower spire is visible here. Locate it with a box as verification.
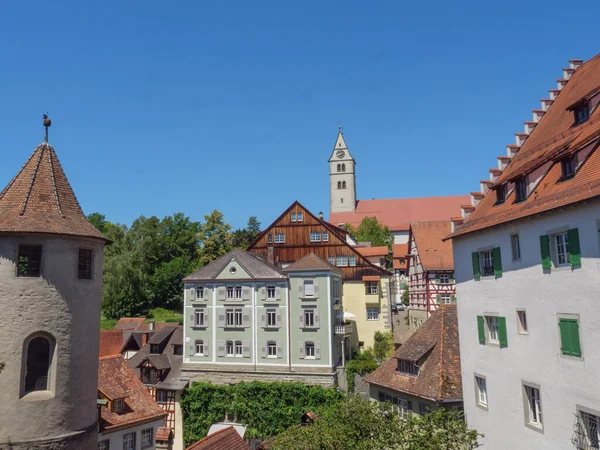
[328,127,356,214]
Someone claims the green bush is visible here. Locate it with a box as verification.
[180,381,343,445]
[345,349,379,392]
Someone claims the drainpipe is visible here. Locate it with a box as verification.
[287,278,292,373]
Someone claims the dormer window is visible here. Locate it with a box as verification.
[515,177,527,202]
[141,367,157,384]
[561,156,576,179]
[495,186,506,205]
[113,398,124,412]
[150,344,160,354]
[574,102,590,124]
[398,360,420,376]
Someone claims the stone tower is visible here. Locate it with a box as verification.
[0,128,108,449]
[329,129,357,213]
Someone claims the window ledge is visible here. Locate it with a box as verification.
[21,390,54,402]
[525,422,544,434]
[300,296,318,300]
[476,403,488,412]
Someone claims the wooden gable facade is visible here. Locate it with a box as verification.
[248,201,390,281]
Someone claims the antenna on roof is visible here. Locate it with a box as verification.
[43,113,51,143]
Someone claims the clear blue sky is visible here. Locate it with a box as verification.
[1,1,598,230]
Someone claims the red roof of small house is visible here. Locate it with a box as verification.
[185,426,249,450]
[356,246,389,257]
[329,195,469,232]
[392,244,409,270]
[98,355,166,431]
[99,330,124,357]
[448,54,600,240]
[0,142,108,241]
[365,305,462,403]
[410,221,454,271]
[156,427,173,442]
[114,318,146,331]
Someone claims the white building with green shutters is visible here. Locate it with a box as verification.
[181,250,348,387]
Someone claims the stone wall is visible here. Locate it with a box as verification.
[183,368,337,388]
[0,427,96,450]
[354,374,370,399]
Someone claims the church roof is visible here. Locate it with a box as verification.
[329,195,469,232]
[0,142,108,241]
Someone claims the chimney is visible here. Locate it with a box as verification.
[569,59,583,70]
[267,246,275,265]
[149,320,155,331]
[141,333,148,346]
[319,211,324,220]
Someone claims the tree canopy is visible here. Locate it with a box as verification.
[344,216,393,248]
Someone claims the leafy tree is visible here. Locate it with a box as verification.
[345,349,378,392]
[231,216,262,249]
[197,210,233,265]
[373,330,395,363]
[87,212,108,234]
[344,216,394,249]
[246,216,261,235]
[402,285,409,306]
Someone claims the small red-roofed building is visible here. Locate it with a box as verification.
[185,426,249,450]
[98,355,168,450]
[100,329,125,357]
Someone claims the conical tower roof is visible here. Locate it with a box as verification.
[0,142,108,241]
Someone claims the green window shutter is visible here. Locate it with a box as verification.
[477,316,485,344]
[472,252,480,278]
[493,247,503,276]
[498,317,508,347]
[559,319,572,356]
[568,228,581,266]
[540,235,551,269]
[570,320,582,357]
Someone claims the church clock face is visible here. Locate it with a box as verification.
[336,150,345,158]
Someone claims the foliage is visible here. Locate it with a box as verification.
[197,210,233,266]
[270,395,482,450]
[344,216,394,249]
[373,330,395,363]
[100,316,118,330]
[345,349,378,392]
[231,216,262,249]
[146,307,184,324]
[402,284,409,306]
[180,381,343,445]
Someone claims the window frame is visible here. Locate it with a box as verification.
[366,281,378,295]
[480,250,494,277]
[123,432,136,450]
[562,156,576,179]
[304,309,315,328]
[267,341,277,358]
[234,308,243,327]
[322,232,329,242]
[305,342,315,358]
[98,439,110,450]
[367,307,379,321]
[274,233,285,244]
[17,244,42,278]
[291,212,297,222]
[156,389,168,404]
[297,213,304,222]
[576,407,600,450]
[195,286,204,299]
[226,340,234,356]
[266,308,277,327]
[523,383,543,430]
[77,248,93,280]
[517,310,528,335]
[310,232,321,242]
[515,177,528,202]
[440,294,451,304]
[349,256,356,267]
[398,360,419,376]
[267,234,273,244]
[336,256,349,267]
[22,334,53,396]
[303,280,315,297]
[439,274,450,284]
[486,316,499,344]
[195,340,205,356]
[328,256,335,265]
[113,398,124,412]
[141,427,153,449]
[475,375,488,408]
[554,232,571,266]
[574,102,590,124]
[495,185,506,205]
[194,309,205,327]
[235,340,243,357]
[267,285,276,299]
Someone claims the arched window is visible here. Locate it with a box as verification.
[235,340,243,356]
[226,340,234,356]
[342,181,346,189]
[267,341,277,357]
[337,164,341,172]
[337,181,342,189]
[342,164,346,172]
[24,335,53,394]
[195,340,204,355]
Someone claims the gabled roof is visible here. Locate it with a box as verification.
[283,253,342,274]
[114,318,146,331]
[356,246,389,257]
[185,249,286,281]
[98,355,166,431]
[365,305,462,402]
[156,427,173,442]
[186,426,249,450]
[410,221,454,271]
[142,354,171,370]
[392,244,409,270]
[99,330,124,357]
[147,324,178,345]
[449,55,600,239]
[329,195,470,232]
[0,142,108,241]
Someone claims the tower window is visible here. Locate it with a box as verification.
[337,181,342,189]
[342,181,346,189]
[17,245,42,277]
[337,164,341,172]
[23,335,53,394]
[77,248,93,279]
[342,164,346,172]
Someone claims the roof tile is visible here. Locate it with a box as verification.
[186,426,249,450]
[410,221,454,271]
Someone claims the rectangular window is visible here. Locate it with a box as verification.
[486,316,499,343]
[367,307,379,320]
[156,390,168,404]
[524,385,543,428]
[234,309,243,326]
[515,177,527,202]
[366,282,378,295]
[398,360,419,376]
[267,234,273,244]
[195,340,204,355]
[267,286,276,299]
[496,186,506,205]
[305,342,315,357]
[555,232,570,266]
[141,428,153,449]
[17,245,42,277]
[266,309,277,327]
[141,367,157,384]
[274,233,285,243]
[227,286,234,299]
[336,256,348,266]
[511,234,521,261]
[575,102,590,124]
[303,280,315,297]
[226,341,234,356]
[304,310,315,328]
[440,294,451,304]
[481,250,494,276]
[439,274,450,284]
[562,156,576,179]
[196,286,204,299]
[559,317,581,357]
[113,398,123,411]
[328,256,335,265]
[297,213,304,222]
[77,248,93,279]
[291,213,297,222]
[235,341,242,356]
[349,256,356,267]
[517,310,528,334]
[235,286,242,299]
[579,410,600,449]
[123,432,136,450]
[475,376,487,407]
[322,232,329,242]
[226,309,234,327]
[268,342,277,357]
[194,309,205,327]
[310,232,321,242]
[98,440,110,450]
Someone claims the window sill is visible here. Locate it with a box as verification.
[367,318,380,321]
[21,390,54,402]
[525,422,544,434]
[518,332,529,336]
[300,296,318,300]
[305,356,316,360]
[195,353,205,357]
[476,403,488,411]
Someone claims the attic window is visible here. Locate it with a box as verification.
[398,360,419,376]
[495,186,506,205]
[574,102,590,124]
[515,177,527,203]
[561,156,576,179]
[150,344,160,354]
[113,398,124,412]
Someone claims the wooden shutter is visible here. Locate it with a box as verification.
[314,279,319,297]
[190,309,196,326]
[477,316,485,344]
[189,342,195,355]
[261,341,267,358]
[314,310,320,328]
[570,320,582,357]
[276,341,282,358]
[559,319,572,355]
[471,252,480,278]
[201,287,207,300]
[242,341,250,358]
[298,283,304,296]
[493,247,503,276]
[315,342,321,359]
[498,317,508,347]
[568,228,581,266]
[260,286,266,300]
[204,339,209,357]
[299,311,305,328]
[217,287,226,301]
[217,340,226,357]
[276,286,281,300]
[188,287,196,301]
[299,342,305,359]
[242,286,251,301]
[242,311,250,328]
[540,235,551,269]
[260,311,266,327]
[276,308,282,328]
[218,311,225,328]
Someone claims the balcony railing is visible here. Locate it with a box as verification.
[334,323,353,336]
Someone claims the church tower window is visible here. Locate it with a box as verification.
[342,181,346,189]
[337,181,342,190]
[23,334,54,394]
[337,164,341,172]
[342,164,346,172]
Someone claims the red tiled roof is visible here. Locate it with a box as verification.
[99,330,124,357]
[362,275,381,281]
[392,244,409,270]
[329,195,469,232]
[114,318,146,331]
[186,426,249,450]
[283,253,342,274]
[365,305,462,402]
[449,54,600,239]
[0,143,108,241]
[156,427,173,442]
[356,246,389,257]
[410,221,454,271]
[98,355,166,431]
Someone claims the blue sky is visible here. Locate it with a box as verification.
[0,1,598,230]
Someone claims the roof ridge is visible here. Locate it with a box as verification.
[20,145,44,215]
[47,145,63,217]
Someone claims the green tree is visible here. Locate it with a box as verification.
[373,330,395,363]
[87,212,108,234]
[197,210,233,265]
[246,216,261,235]
[345,217,393,248]
[345,349,378,392]
[402,285,409,306]
[231,216,261,249]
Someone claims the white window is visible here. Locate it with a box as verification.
[123,432,136,450]
[398,360,419,376]
[305,342,315,358]
[196,286,204,299]
[113,398,123,412]
[274,233,285,243]
[267,286,276,299]
[235,341,243,356]
[555,232,570,266]
[304,310,315,327]
[579,411,600,449]
[266,309,277,327]
[98,440,109,450]
[322,232,329,242]
[336,256,348,266]
[235,286,242,299]
[367,282,378,295]
[195,340,204,356]
[194,309,205,327]
[517,310,528,334]
[367,307,379,321]
[226,309,234,326]
[226,286,234,299]
[267,234,273,244]
[234,309,243,326]
[481,250,494,276]
[226,341,234,356]
[511,234,521,261]
[439,274,450,284]
[486,316,499,343]
[310,232,321,242]
[349,256,356,267]
[475,376,487,406]
[328,256,335,265]
[440,294,451,304]
[141,428,153,449]
[267,341,277,357]
[303,280,315,297]
[156,390,168,404]
[297,213,304,222]
[291,213,297,222]
[524,385,542,427]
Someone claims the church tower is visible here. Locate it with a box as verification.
[329,128,357,213]
[0,118,108,449]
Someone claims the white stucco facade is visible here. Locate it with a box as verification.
[98,418,165,450]
[454,198,600,449]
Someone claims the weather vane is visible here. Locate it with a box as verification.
[337,121,344,133]
[43,113,51,143]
